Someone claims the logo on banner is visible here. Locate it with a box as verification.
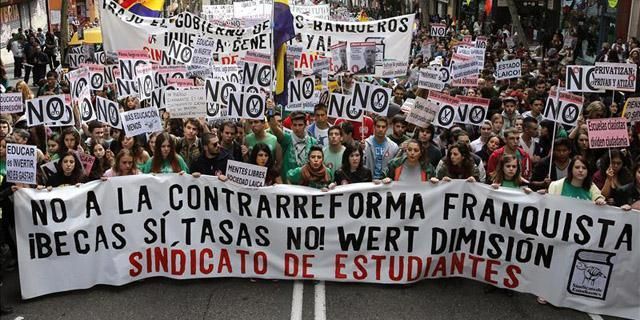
[438,105,455,127]
[567,249,614,300]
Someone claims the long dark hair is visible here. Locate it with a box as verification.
[249,143,279,185]
[58,127,81,155]
[405,138,428,164]
[340,144,364,172]
[566,155,593,190]
[150,133,181,173]
[55,151,85,182]
[597,149,632,185]
[445,142,474,178]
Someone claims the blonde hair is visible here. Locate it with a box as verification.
[15,80,34,100]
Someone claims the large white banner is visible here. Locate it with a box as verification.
[294,14,414,76]
[98,0,271,59]
[14,177,639,319]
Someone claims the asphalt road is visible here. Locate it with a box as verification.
[1,269,628,320]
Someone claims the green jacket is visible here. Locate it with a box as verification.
[287,166,334,189]
[279,131,317,182]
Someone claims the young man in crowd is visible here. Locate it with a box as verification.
[190,132,230,177]
[307,104,332,146]
[268,107,317,183]
[530,138,572,190]
[174,118,205,167]
[323,125,345,174]
[245,119,280,160]
[364,116,399,180]
[470,120,492,153]
[519,117,541,164]
[219,120,243,161]
[387,114,409,146]
[522,95,545,123]
[501,96,520,130]
[487,127,532,180]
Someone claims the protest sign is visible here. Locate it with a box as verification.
[450,54,478,80]
[543,90,583,127]
[75,151,95,176]
[153,65,188,87]
[475,36,487,49]
[451,75,478,87]
[494,59,521,80]
[428,91,460,129]
[117,50,150,81]
[295,14,414,76]
[241,62,271,92]
[430,23,447,37]
[25,95,72,127]
[78,86,96,123]
[328,93,361,121]
[455,96,490,126]
[587,118,629,149]
[288,76,317,112]
[167,40,194,65]
[211,64,241,82]
[95,96,122,128]
[456,46,485,72]
[313,58,330,75]
[94,51,106,64]
[330,42,348,74]
[191,38,215,67]
[287,45,304,60]
[67,67,89,104]
[14,177,640,320]
[227,92,265,120]
[592,63,637,92]
[565,65,605,93]
[104,65,119,85]
[99,0,271,59]
[622,97,640,123]
[205,79,242,107]
[116,78,140,100]
[68,53,86,69]
[418,68,445,92]
[351,82,391,117]
[135,63,154,101]
[290,4,330,20]
[0,92,24,113]
[405,97,437,128]
[381,60,408,78]
[121,108,163,137]
[165,88,207,118]
[225,160,268,187]
[167,78,194,88]
[85,64,105,91]
[5,143,37,185]
[150,85,176,110]
[349,42,377,75]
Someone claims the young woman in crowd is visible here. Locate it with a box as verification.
[437,142,479,182]
[593,149,632,202]
[491,153,531,192]
[86,142,111,181]
[103,149,140,177]
[46,132,60,160]
[475,133,502,173]
[286,145,333,189]
[332,144,372,185]
[545,155,606,205]
[247,143,282,186]
[142,132,189,174]
[383,139,437,183]
[571,131,598,173]
[490,113,504,137]
[612,161,640,210]
[43,151,85,188]
[120,135,150,171]
[56,127,84,159]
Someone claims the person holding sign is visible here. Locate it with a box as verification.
[436,142,480,182]
[612,162,640,210]
[287,145,333,189]
[103,149,140,177]
[142,133,189,174]
[383,139,437,183]
[248,143,282,186]
[332,144,372,186]
[42,151,85,188]
[593,150,632,203]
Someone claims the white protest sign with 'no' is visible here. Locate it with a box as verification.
[117,50,150,81]
[166,40,194,65]
[85,64,105,91]
[329,93,361,121]
[565,65,605,93]
[0,92,24,113]
[428,91,460,129]
[136,63,154,102]
[288,76,317,112]
[95,96,121,128]
[121,107,163,137]
[587,118,629,149]
[6,143,37,185]
[228,92,265,120]
[225,160,268,187]
[78,86,96,123]
[494,59,521,80]
[543,89,583,127]
[25,95,72,127]
[430,23,447,37]
[351,82,391,117]
[456,96,490,126]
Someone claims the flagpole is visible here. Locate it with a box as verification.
[270,1,276,103]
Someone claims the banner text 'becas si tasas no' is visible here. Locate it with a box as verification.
[14,176,639,319]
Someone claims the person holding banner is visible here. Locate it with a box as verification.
[364,117,399,180]
[383,139,437,183]
[248,143,282,186]
[487,128,532,180]
[103,149,140,177]
[410,125,442,168]
[490,154,532,192]
[612,162,640,210]
[142,133,189,174]
[190,133,230,178]
[436,142,479,182]
[545,156,606,205]
[120,136,150,171]
[332,144,372,186]
[287,145,333,189]
[42,151,85,188]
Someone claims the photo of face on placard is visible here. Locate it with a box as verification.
[349,42,376,75]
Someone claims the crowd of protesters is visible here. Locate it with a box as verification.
[1,5,640,314]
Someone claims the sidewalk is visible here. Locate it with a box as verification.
[3,62,43,92]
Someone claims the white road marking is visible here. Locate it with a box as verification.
[314,281,326,320]
[587,313,604,320]
[290,281,304,320]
